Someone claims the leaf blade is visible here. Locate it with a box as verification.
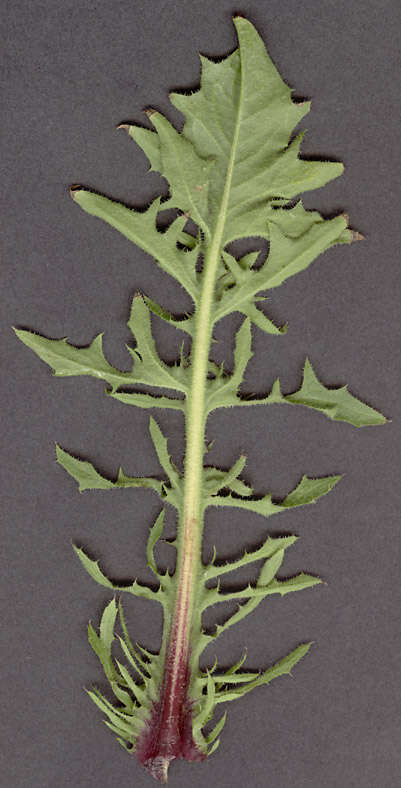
[71,190,199,300]
[286,359,387,427]
[73,546,163,604]
[14,329,129,389]
[214,643,312,703]
[56,445,163,495]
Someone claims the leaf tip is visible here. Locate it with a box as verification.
[12,326,23,339]
[351,229,365,242]
[69,184,82,200]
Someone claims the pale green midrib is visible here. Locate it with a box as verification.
[160,61,246,712]
[181,48,244,577]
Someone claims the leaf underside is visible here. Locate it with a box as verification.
[15,14,386,781]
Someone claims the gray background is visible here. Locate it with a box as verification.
[2,0,400,786]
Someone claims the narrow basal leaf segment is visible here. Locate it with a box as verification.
[15,17,386,783]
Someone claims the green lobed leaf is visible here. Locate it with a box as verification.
[207,737,221,756]
[235,358,386,427]
[14,329,130,390]
[134,640,159,666]
[201,547,290,648]
[115,659,149,708]
[109,390,185,411]
[125,124,162,173]
[213,643,312,703]
[99,597,118,653]
[148,416,181,488]
[14,15,388,773]
[103,719,133,744]
[207,474,340,518]
[146,510,165,576]
[118,601,153,676]
[88,622,115,679]
[192,671,216,734]
[205,712,227,745]
[169,17,343,245]
[73,545,165,603]
[206,318,253,411]
[204,569,321,608]
[14,323,186,407]
[201,548,285,610]
[201,548,318,657]
[203,455,249,497]
[215,250,259,300]
[239,301,287,336]
[263,573,322,596]
[87,688,143,736]
[117,636,149,684]
[262,207,350,291]
[204,466,253,498]
[146,111,213,233]
[212,652,249,694]
[230,318,253,390]
[127,294,189,393]
[213,204,351,328]
[285,358,387,427]
[87,600,133,707]
[56,444,163,495]
[210,672,261,686]
[204,535,297,580]
[207,491,281,518]
[143,295,194,336]
[57,445,115,491]
[220,651,248,676]
[71,190,200,301]
[281,474,341,507]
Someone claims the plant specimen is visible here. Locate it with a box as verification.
[15,16,386,784]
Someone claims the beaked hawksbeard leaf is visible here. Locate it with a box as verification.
[15,16,386,784]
